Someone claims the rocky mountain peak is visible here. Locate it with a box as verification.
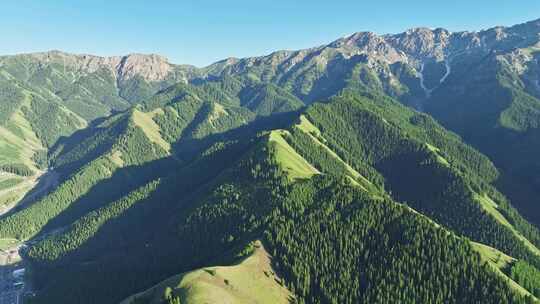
[330,31,382,49]
[7,51,176,83]
[115,53,173,82]
[328,32,405,63]
[387,27,450,60]
[328,27,459,63]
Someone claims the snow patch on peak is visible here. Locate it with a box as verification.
[417,59,452,100]
[440,60,451,84]
[417,63,433,99]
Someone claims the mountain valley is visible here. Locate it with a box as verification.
[0,17,540,304]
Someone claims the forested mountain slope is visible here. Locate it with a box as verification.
[0,51,199,214]
[0,86,536,303]
[1,17,540,304]
[201,18,540,228]
[4,19,540,226]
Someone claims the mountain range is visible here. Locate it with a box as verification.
[0,18,540,304]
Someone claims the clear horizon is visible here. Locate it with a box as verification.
[1,1,539,67]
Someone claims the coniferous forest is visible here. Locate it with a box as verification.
[1,14,540,304]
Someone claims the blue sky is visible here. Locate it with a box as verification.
[1,1,539,67]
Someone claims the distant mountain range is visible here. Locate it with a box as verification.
[0,18,539,304]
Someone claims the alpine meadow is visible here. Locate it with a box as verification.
[0,7,540,304]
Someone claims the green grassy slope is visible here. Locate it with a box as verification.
[121,241,291,304]
[472,242,537,299]
[292,114,377,192]
[268,130,319,180]
[0,52,197,181]
[474,193,540,257]
[0,110,169,240]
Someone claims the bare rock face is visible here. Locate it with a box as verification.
[7,18,538,106]
[115,53,173,82]
[23,51,176,83]
[386,28,451,61]
[331,31,406,63]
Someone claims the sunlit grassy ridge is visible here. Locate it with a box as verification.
[294,114,374,191]
[268,129,319,180]
[121,241,291,304]
[475,193,540,257]
[0,238,19,251]
[425,142,450,167]
[132,108,171,153]
[472,242,538,300]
